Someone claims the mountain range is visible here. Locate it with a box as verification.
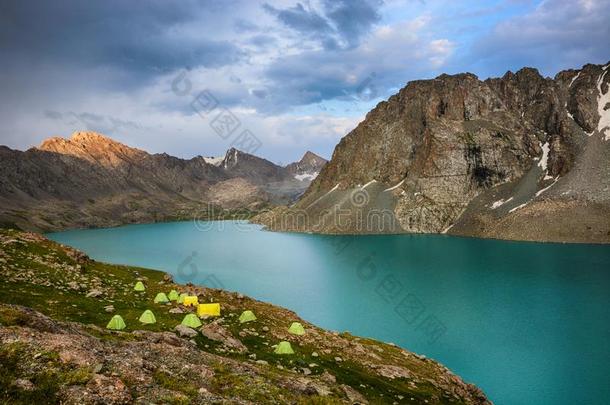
[0,132,326,231]
[255,61,610,244]
[2,61,609,243]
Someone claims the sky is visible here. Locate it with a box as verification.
[0,0,609,164]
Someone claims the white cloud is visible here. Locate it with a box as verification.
[428,39,455,68]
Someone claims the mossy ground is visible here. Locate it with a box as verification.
[0,341,91,404]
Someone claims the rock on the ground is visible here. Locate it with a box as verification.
[200,321,247,353]
[86,289,103,298]
[174,324,198,338]
[341,384,369,404]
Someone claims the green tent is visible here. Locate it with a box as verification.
[274,341,294,355]
[154,292,169,303]
[168,290,180,301]
[139,310,156,324]
[106,315,126,330]
[177,293,188,304]
[134,281,146,291]
[239,310,257,324]
[288,322,305,335]
[181,313,202,328]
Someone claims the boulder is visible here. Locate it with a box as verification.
[174,324,198,338]
[200,321,247,353]
[341,384,369,404]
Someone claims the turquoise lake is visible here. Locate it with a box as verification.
[47,221,610,405]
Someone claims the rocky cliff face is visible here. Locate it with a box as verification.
[255,62,610,243]
[0,132,325,231]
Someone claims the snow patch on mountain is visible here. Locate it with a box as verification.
[596,70,610,141]
[203,156,223,166]
[491,197,513,209]
[538,142,550,170]
[294,172,318,181]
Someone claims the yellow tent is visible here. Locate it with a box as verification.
[197,303,220,317]
[183,295,199,307]
[181,313,202,328]
[274,341,295,355]
[138,310,156,324]
[239,310,257,323]
[106,315,126,330]
[134,281,145,291]
[168,290,180,301]
[288,322,306,335]
[154,292,169,304]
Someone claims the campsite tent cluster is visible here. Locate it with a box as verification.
[106,281,307,355]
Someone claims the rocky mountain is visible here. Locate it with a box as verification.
[0,229,490,404]
[285,151,328,181]
[0,132,325,231]
[255,62,610,243]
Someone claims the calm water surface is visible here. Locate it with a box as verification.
[48,221,610,405]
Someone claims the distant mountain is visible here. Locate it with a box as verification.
[285,151,328,182]
[255,61,610,244]
[221,147,291,184]
[0,131,326,231]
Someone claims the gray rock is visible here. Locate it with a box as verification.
[341,384,369,404]
[174,324,198,338]
[200,321,247,353]
[374,364,411,380]
[13,378,34,391]
[67,281,80,290]
[86,289,103,298]
[320,371,336,384]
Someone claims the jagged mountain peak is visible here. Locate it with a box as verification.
[221,147,268,169]
[298,151,327,166]
[40,131,122,148]
[71,130,111,142]
[37,131,148,167]
[285,151,327,182]
[39,130,142,152]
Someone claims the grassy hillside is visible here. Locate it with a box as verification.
[0,228,489,404]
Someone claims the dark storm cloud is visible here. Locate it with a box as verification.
[263,2,331,32]
[468,0,610,77]
[252,0,388,111]
[0,0,244,83]
[322,0,383,48]
[263,0,383,49]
